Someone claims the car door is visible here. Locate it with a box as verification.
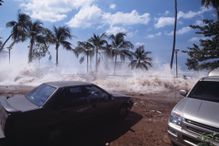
[55,86,95,125]
[84,85,116,117]
[42,86,95,128]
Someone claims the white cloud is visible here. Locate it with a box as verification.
[188,36,211,43]
[109,4,116,10]
[147,32,162,38]
[155,7,211,28]
[103,10,150,26]
[188,37,200,42]
[67,5,150,32]
[166,26,192,36]
[20,0,151,28]
[178,7,209,19]
[67,5,103,28]
[154,17,174,28]
[164,10,170,15]
[135,42,145,47]
[177,26,191,35]
[20,0,95,22]
[194,20,204,26]
[106,26,127,35]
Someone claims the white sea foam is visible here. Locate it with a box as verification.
[0,59,208,94]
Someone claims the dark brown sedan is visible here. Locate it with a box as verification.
[0,81,133,140]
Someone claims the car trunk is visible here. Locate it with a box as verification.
[0,95,39,139]
[0,96,11,138]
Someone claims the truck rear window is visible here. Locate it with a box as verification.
[189,81,219,102]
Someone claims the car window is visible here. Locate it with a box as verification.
[189,81,219,102]
[85,85,109,100]
[59,86,87,108]
[26,84,56,107]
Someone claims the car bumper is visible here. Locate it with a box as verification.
[168,122,219,146]
[168,123,195,146]
[0,104,7,139]
[0,126,5,139]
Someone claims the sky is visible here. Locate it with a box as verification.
[0,0,216,71]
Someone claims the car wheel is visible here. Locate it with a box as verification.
[119,105,130,118]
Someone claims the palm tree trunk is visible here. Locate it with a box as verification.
[39,58,41,66]
[55,44,59,66]
[170,0,178,69]
[86,52,89,73]
[28,39,34,63]
[8,41,15,64]
[95,47,98,73]
[113,55,118,75]
[0,34,13,51]
[8,49,11,64]
[90,54,92,72]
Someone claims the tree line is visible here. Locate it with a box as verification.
[0,13,152,74]
[2,0,218,72]
[186,0,219,70]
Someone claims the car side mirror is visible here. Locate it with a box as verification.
[179,89,188,97]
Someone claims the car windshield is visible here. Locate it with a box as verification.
[26,84,56,107]
[189,81,219,102]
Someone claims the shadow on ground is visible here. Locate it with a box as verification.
[1,111,142,146]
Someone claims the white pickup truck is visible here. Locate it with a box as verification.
[168,69,219,146]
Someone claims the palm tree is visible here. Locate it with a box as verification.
[0,13,31,51]
[109,32,133,74]
[27,20,46,63]
[129,45,152,71]
[170,0,178,69]
[75,41,94,73]
[88,33,108,73]
[50,26,72,66]
[0,38,2,48]
[202,0,219,20]
[0,38,3,57]
[32,42,50,64]
[0,0,3,6]
[7,41,16,64]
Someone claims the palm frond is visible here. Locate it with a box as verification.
[6,21,17,27]
[0,0,3,5]
[79,56,85,64]
[129,45,152,71]
[61,40,72,50]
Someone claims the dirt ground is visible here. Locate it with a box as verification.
[109,92,180,146]
[0,86,182,146]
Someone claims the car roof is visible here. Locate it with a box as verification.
[208,68,219,77]
[45,81,93,88]
[200,76,219,82]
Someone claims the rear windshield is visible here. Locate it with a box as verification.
[189,81,219,102]
[26,84,56,107]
